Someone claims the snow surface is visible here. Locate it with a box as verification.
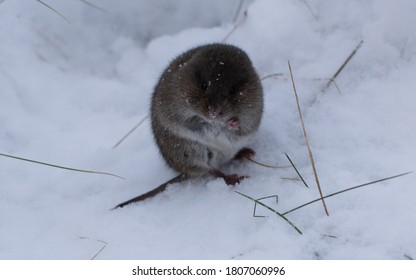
[1,0,416,260]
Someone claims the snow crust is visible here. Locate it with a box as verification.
[0,0,415,259]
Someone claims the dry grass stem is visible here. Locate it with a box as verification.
[323,40,364,92]
[285,153,309,188]
[282,171,412,216]
[112,115,149,149]
[253,195,279,217]
[0,152,124,179]
[79,237,108,260]
[38,32,69,60]
[281,177,301,181]
[232,0,245,23]
[300,0,319,21]
[36,0,70,24]
[261,73,284,81]
[222,10,248,42]
[323,234,338,239]
[78,0,108,13]
[245,156,290,169]
[235,190,303,235]
[288,61,329,216]
[329,79,342,95]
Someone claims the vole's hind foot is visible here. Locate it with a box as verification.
[234,147,255,160]
[210,169,249,186]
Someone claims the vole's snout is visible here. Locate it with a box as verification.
[227,117,240,130]
[208,106,223,119]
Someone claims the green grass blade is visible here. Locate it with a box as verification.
[0,152,124,180]
[282,171,412,216]
[253,195,278,217]
[235,190,302,235]
[285,153,309,188]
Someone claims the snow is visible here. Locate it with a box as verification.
[1,0,415,260]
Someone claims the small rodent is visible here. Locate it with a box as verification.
[114,43,263,209]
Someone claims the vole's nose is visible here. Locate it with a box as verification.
[208,106,221,119]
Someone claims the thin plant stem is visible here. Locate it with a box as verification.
[235,190,303,235]
[222,10,247,42]
[78,0,108,13]
[261,73,284,81]
[36,0,70,24]
[285,153,309,188]
[253,195,278,217]
[79,237,108,260]
[282,171,412,216]
[322,40,364,92]
[112,115,149,149]
[232,0,245,23]
[245,156,290,169]
[300,0,319,21]
[288,61,329,216]
[0,152,124,179]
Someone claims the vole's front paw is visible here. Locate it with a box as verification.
[222,174,249,185]
[234,147,256,160]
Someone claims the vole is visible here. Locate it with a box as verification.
[113,43,263,209]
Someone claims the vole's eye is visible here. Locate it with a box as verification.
[229,86,238,96]
[201,81,208,92]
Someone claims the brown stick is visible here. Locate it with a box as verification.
[288,61,329,216]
